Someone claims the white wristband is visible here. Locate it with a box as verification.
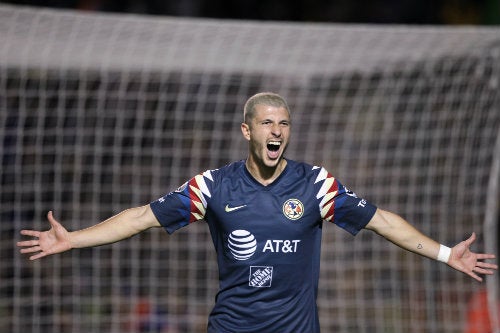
[437,244,451,263]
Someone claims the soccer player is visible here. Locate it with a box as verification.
[17,92,497,332]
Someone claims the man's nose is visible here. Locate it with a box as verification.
[271,123,281,136]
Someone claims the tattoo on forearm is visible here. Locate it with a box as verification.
[417,244,423,249]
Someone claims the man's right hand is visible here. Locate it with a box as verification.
[17,211,73,260]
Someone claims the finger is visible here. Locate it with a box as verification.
[472,266,496,275]
[464,232,476,246]
[475,261,498,270]
[20,230,41,238]
[20,246,41,254]
[17,240,39,247]
[476,253,496,260]
[47,210,59,227]
[467,271,482,282]
[29,252,47,261]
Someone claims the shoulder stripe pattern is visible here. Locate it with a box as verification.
[187,170,213,223]
[314,167,339,222]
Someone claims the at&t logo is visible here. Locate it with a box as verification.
[228,230,257,260]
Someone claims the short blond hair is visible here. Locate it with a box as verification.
[243,92,290,123]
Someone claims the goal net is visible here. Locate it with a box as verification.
[1,4,499,333]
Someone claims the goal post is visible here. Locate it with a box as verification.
[1,4,499,333]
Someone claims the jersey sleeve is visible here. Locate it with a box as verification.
[150,170,214,234]
[315,167,376,235]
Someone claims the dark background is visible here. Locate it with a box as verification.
[2,0,500,24]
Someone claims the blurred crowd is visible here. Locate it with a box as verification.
[3,0,500,24]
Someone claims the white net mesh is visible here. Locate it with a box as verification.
[1,4,499,333]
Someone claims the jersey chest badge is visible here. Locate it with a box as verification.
[282,198,304,220]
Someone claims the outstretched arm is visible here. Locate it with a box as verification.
[17,205,161,260]
[365,208,498,282]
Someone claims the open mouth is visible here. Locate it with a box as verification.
[267,141,281,152]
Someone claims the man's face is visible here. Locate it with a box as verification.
[241,104,291,169]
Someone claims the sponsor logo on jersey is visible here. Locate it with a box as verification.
[282,198,304,220]
[228,230,257,260]
[249,266,273,287]
[227,230,302,260]
[262,239,301,253]
[225,204,247,212]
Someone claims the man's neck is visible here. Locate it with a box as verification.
[245,158,287,186]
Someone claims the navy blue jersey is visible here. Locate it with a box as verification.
[150,159,377,333]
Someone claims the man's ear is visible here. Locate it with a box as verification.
[241,122,251,141]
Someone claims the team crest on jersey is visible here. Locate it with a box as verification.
[282,198,304,220]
